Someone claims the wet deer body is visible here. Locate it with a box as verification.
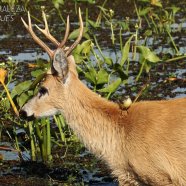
[20,10,186,186]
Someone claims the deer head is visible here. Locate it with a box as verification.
[20,9,83,119]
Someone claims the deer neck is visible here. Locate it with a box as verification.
[62,77,125,157]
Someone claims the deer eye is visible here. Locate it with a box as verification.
[38,87,48,98]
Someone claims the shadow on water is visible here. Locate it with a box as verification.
[0,0,186,185]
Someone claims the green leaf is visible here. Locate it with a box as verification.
[29,72,46,90]
[151,0,162,7]
[97,6,109,17]
[73,44,82,55]
[69,27,88,40]
[113,64,128,80]
[98,78,121,93]
[85,68,97,84]
[120,34,134,66]
[31,69,44,77]
[118,21,129,31]
[144,29,152,37]
[137,46,160,63]
[97,69,108,85]
[139,7,152,16]
[52,0,64,9]
[73,40,92,56]
[2,98,10,110]
[11,80,32,98]
[73,53,84,64]
[17,92,30,108]
[76,66,84,74]
[144,62,152,73]
[88,19,100,28]
[104,57,113,66]
[170,6,180,15]
[81,40,92,55]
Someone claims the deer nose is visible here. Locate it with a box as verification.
[19,110,27,118]
[19,110,35,121]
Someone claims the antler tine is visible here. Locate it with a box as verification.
[66,8,84,56]
[58,15,70,48]
[35,11,60,47]
[21,11,54,59]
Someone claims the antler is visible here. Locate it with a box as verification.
[21,11,54,58]
[58,15,70,49]
[21,8,83,58]
[66,8,84,56]
[35,11,60,47]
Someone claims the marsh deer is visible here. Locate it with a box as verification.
[20,9,186,186]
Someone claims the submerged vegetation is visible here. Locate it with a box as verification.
[0,0,186,184]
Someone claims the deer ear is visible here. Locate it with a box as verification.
[52,48,69,80]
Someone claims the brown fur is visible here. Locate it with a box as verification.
[21,55,186,186]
